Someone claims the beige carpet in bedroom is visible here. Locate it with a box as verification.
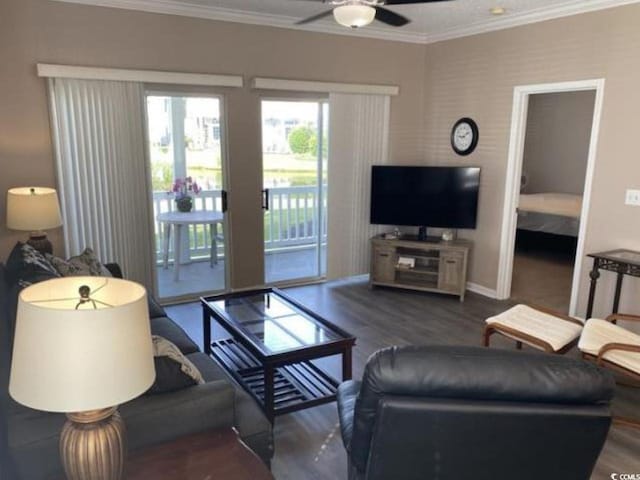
[510,251,574,313]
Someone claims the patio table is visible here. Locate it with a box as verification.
[157,210,223,282]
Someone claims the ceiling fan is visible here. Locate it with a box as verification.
[296,0,452,29]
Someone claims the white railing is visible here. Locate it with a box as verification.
[153,186,327,262]
[153,190,223,261]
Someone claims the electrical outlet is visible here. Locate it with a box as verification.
[625,189,640,206]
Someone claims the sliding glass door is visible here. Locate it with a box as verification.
[146,94,228,300]
[261,100,328,284]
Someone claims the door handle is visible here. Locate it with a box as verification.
[262,189,270,211]
[221,190,228,213]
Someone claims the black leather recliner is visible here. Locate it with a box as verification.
[337,345,614,480]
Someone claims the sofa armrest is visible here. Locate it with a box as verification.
[120,379,235,452]
[105,263,123,279]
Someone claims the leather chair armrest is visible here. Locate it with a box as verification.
[337,380,361,453]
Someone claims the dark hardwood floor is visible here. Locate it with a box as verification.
[166,276,640,480]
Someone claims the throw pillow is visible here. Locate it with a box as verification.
[5,242,60,286]
[47,247,112,277]
[148,335,205,394]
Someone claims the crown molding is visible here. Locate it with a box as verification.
[422,0,640,44]
[51,0,640,45]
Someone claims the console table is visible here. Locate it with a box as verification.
[130,429,272,479]
[370,235,471,301]
[586,249,640,319]
[56,429,273,480]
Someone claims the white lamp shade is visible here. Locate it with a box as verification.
[333,5,376,28]
[9,277,155,413]
[6,187,63,231]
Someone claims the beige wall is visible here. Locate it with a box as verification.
[522,91,595,195]
[423,4,640,317]
[2,0,639,315]
[0,0,426,289]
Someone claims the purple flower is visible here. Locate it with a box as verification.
[170,177,202,198]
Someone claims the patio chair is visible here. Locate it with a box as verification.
[578,313,640,428]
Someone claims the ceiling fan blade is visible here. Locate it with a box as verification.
[384,0,452,4]
[295,9,334,25]
[375,6,410,27]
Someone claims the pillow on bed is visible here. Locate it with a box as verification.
[147,335,204,394]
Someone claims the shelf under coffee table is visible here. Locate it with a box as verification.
[201,288,356,422]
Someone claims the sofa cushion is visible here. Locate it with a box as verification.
[150,316,199,355]
[46,248,112,277]
[6,400,66,480]
[5,242,60,286]
[148,295,167,319]
[189,352,274,454]
[148,336,204,394]
[121,361,235,452]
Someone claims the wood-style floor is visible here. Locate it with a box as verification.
[166,276,640,480]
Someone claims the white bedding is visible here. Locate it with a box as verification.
[518,193,582,218]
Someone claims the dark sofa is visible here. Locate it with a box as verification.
[0,263,273,480]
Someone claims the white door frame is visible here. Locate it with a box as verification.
[496,79,606,317]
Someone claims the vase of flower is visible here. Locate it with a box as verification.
[176,196,193,212]
[170,177,201,213]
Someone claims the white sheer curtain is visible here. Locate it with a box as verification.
[48,78,155,289]
[327,93,391,279]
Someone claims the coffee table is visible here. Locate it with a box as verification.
[201,288,356,422]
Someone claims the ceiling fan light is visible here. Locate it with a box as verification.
[333,5,376,28]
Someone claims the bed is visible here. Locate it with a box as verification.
[517,193,582,237]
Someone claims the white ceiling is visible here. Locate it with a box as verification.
[55,0,640,43]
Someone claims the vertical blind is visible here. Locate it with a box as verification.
[48,78,155,288]
[327,93,391,279]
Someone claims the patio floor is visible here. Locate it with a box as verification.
[156,247,326,300]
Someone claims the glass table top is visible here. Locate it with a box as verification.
[590,249,640,267]
[206,291,343,355]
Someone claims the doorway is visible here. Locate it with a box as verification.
[145,93,229,301]
[260,100,329,285]
[497,79,605,317]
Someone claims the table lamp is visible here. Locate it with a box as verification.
[9,277,155,480]
[6,187,63,254]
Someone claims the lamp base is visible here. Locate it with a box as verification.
[27,232,53,255]
[60,407,126,480]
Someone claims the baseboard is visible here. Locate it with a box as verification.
[466,282,498,299]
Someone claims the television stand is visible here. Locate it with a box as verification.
[370,235,471,301]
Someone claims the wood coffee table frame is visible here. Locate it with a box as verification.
[201,288,356,423]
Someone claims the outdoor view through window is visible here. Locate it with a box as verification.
[146,96,328,300]
[261,100,328,284]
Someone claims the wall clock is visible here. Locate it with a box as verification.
[451,118,479,156]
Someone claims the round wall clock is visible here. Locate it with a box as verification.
[451,118,479,156]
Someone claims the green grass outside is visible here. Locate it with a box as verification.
[150,147,323,191]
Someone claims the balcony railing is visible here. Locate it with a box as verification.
[153,186,327,262]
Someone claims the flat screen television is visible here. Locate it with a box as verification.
[370,166,481,230]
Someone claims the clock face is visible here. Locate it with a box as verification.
[451,118,478,155]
